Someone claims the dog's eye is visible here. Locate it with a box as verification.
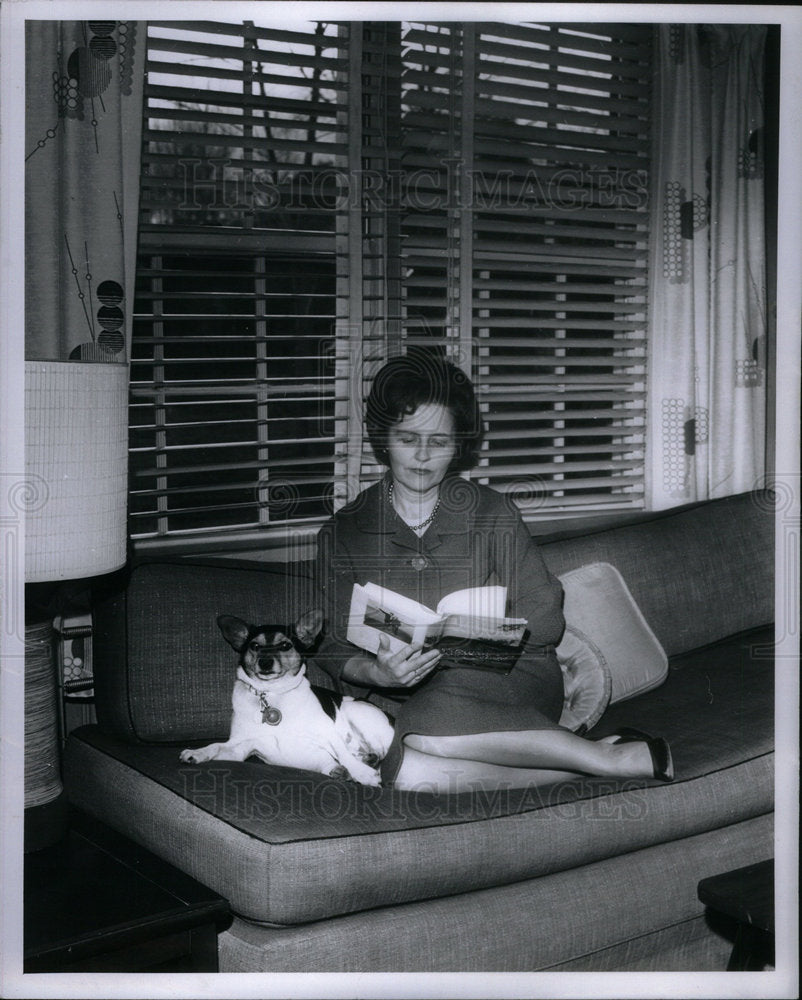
[252,638,293,653]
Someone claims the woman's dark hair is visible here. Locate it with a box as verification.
[365,353,484,472]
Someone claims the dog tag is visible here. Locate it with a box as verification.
[260,696,282,726]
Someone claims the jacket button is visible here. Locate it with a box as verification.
[410,555,428,571]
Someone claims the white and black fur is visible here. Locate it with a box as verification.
[179,610,393,786]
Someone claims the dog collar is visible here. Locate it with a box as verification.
[236,666,307,726]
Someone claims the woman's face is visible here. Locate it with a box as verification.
[386,403,457,494]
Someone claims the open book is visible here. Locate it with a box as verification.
[347,582,528,673]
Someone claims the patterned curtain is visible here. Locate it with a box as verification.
[25,20,144,362]
[646,25,768,509]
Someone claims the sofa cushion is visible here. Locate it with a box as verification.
[64,625,774,926]
[558,562,667,705]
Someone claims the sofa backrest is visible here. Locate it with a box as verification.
[92,559,319,743]
[538,491,774,658]
[92,490,774,744]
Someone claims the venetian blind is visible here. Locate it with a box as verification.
[131,20,653,552]
[400,23,652,515]
[130,21,350,549]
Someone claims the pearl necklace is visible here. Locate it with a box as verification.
[388,481,441,532]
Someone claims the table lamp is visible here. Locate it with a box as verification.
[25,360,129,852]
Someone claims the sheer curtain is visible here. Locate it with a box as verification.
[25,19,144,363]
[646,25,768,509]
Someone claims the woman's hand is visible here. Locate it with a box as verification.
[375,634,441,687]
[341,638,442,688]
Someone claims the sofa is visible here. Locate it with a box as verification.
[63,490,775,972]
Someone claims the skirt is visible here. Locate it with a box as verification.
[380,644,565,784]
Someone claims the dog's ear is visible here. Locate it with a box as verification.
[217,615,252,653]
[293,608,324,648]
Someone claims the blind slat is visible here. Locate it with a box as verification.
[485,470,643,487]
[404,112,648,155]
[132,456,338,479]
[487,426,644,440]
[405,91,649,136]
[403,22,650,58]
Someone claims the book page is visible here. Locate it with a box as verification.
[437,613,527,645]
[347,583,439,655]
[435,586,507,620]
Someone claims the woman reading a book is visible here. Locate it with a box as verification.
[313,354,673,791]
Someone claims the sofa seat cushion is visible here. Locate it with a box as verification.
[64,626,774,926]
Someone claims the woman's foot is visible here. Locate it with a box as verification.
[606,729,674,782]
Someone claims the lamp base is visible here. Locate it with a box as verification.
[25,618,69,853]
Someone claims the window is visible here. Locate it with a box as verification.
[399,23,651,514]
[130,20,652,552]
[130,21,347,548]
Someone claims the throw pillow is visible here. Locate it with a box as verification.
[558,561,668,707]
[556,624,612,733]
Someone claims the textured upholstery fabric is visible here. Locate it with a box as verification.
[64,626,773,925]
[558,562,668,705]
[92,559,320,743]
[214,813,772,971]
[539,916,735,972]
[539,491,774,656]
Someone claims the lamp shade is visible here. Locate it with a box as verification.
[25,361,128,582]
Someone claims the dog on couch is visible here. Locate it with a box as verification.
[179,610,394,786]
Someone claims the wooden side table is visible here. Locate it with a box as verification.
[24,808,231,972]
[697,858,774,971]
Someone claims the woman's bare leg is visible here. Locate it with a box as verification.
[395,743,580,793]
[405,729,656,779]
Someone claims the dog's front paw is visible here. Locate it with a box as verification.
[180,747,213,764]
[349,762,382,787]
[328,762,382,786]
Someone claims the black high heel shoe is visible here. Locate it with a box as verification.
[609,727,674,782]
